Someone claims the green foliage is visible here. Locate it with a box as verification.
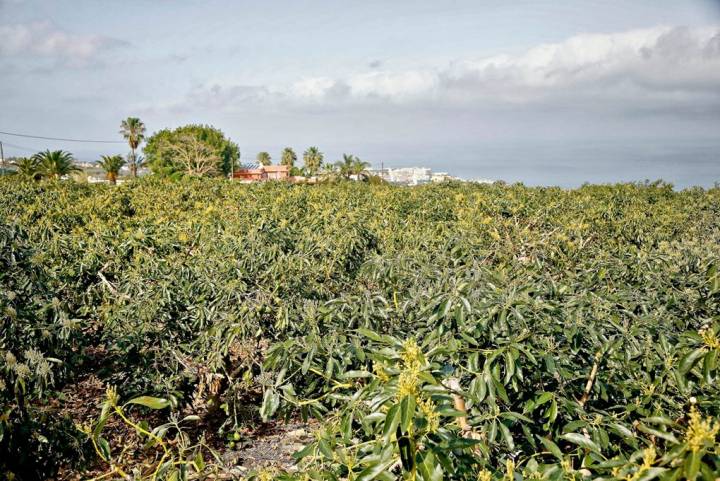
[303,146,323,175]
[257,151,272,166]
[281,147,297,167]
[144,124,240,177]
[10,157,42,181]
[334,153,370,179]
[120,117,146,177]
[0,178,718,479]
[96,155,126,184]
[31,150,81,179]
[79,386,215,480]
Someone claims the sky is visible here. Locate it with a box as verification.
[1,0,719,187]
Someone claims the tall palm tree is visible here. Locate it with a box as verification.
[32,150,80,180]
[280,147,297,167]
[256,151,272,166]
[119,117,146,177]
[96,154,126,185]
[303,146,323,175]
[11,157,42,181]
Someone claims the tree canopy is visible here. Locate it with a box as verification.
[96,154,126,184]
[256,151,272,166]
[32,150,81,179]
[144,124,239,177]
[334,153,370,179]
[303,146,323,175]
[280,147,297,167]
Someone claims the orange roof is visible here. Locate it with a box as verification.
[263,165,290,172]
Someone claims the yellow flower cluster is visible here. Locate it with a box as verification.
[477,469,493,481]
[373,361,390,383]
[418,396,439,433]
[396,339,424,399]
[505,459,515,481]
[401,339,423,371]
[397,370,419,399]
[685,405,719,453]
[699,326,720,350]
[256,467,279,481]
[105,385,119,407]
[613,446,656,481]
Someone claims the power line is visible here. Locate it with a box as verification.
[0,130,125,144]
[1,141,38,153]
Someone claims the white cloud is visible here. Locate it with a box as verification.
[178,25,720,117]
[0,21,125,63]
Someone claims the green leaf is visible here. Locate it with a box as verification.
[418,451,443,481]
[560,432,601,453]
[636,467,667,481]
[684,449,701,481]
[127,396,170,410]
[382,403,401,443]
[609,422,635,439]
[538,436,563,460]
[357,328,382,342]
[535,392,553,408]
[318,439,333,459]
[636,424,679,444]
[260,388,280,422]
[97,437,111,461]
[399,395,416,434]
[680,348,706,374]
[342,370,373,379]
[498,421,514,450]
[356,460,395,481]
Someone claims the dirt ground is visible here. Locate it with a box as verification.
[51,374,315,479]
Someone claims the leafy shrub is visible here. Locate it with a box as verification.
[0,177,718,479]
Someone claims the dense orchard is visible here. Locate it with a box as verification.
[0,178,718,480]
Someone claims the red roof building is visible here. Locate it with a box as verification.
[231,165,290,182]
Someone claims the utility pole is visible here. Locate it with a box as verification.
[0,141,4,175]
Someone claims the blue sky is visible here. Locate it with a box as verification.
[1,0,719,186]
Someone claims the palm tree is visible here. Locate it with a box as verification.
[303,146,323,175]
[334,154,356,179]
[352,157,371,179]
[280,147,297,167]
[32,150,80,180]
[256,151,272,166]
[119,117,146,177]
[96,154,126,185]
[334,154,370,179]
[11,157,42,181]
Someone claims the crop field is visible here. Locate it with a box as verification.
[0,178,719,480]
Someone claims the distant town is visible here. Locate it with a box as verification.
[0,120,494,186]
[10,159,492,186]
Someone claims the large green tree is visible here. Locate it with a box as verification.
[96,155,126,185]
[144,125,239,177]
[32,150,81,180]
[303,146,323,175]
[119,117,146,178]
[280,147,297,167]
[256,151,272,166]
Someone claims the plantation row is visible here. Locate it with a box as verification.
[0,178,718,480]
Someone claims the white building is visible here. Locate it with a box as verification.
[369,167,434,185]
